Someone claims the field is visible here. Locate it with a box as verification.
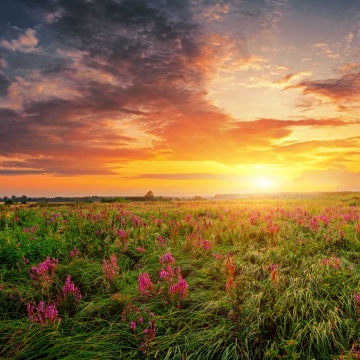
[1,195,360,359]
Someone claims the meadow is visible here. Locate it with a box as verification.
[1,194,360,359]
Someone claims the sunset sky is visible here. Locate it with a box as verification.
[1,0,360,197]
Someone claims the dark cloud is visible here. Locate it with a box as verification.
[288,73,360,104]
[0,0,38,31]
[291,0,359,18]
[0,74,10,95]
[0,0,238,174]
[1,0,357,177]
[0,169,46,175]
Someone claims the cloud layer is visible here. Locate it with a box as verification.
[1,0,360,195]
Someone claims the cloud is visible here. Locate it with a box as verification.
[288,73,360,105]
[1,0,359,180]
[0,58,7,69]
[313,42,340,59]
[0,1,219,173]
[336,63,360,75]
[0,28,39,53]
[0,74,10,95]
[0,0,253,174]
[273,71,312,86]
[344,32,354,52]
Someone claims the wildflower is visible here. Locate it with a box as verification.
[169,276,188,300]
[28,257,58,281]
[267,220,280,236]
[202,239,212,251]
[27,301,60,327]
[321,254,341,270]
[103,254,120,283]
[69,247,79,257]
[159,252,175,265]
[28,257,58,292]
[138,273,154,296]
[269,264,279,287]
[157,236,166,245]
[62,275,82,301]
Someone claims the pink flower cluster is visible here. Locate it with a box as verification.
[142,312,156,348]
[131,216,142,227]
[138,273,154,296]
[28,256,58,281]
[355,293,360,321]
[114,229,126,239]
[159,264,175,281]
[69,247,79,257]
[159,252,175,264]
[115,229,128,250]
[185,233,213,252]
[27,301,60,326]
[128,311,156,353]
[159,252,188,302]
[103,254,120,283]
[138,252,189,303]
[212,253,225,261]
[321,254,341,270]
[169,275,188,300]
[267,220,281,236]
[157,236,166,246]
[62,275,82,301]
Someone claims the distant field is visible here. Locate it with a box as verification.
[1,195,360,359]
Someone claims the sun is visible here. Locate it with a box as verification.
[255,177,272,188]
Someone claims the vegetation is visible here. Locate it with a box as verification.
[1,194,360,359]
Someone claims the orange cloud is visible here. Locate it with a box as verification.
[0,29,39,53]
[286,73,360,112]
[273,71,312,86]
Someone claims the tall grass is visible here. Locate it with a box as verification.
[1,196,360,358]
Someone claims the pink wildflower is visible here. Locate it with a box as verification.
[159,252,175,265]
[103,254,120,282]
[138,273,154,296]
[62,275,82,301]
[27,301,60,326]
[69,247,79,257]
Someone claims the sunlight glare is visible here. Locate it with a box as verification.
[256,177,272,188]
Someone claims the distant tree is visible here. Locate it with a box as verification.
[4,198,14,205]
[144,191,155,201]
[193,196,202,201]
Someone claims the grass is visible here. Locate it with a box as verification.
[1,195,360,359]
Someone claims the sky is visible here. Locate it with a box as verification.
[1,0,360,197]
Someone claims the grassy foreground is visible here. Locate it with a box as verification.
[1,195,360,359]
